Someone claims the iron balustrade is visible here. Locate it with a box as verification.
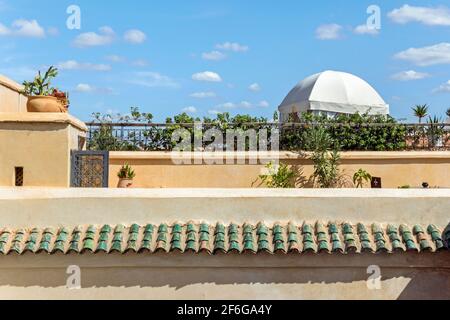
[85,122,450,151]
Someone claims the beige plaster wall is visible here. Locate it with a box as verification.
[0,253,448,300]
[0,113,87,187]
[0,188,448,228]
[109,151,450,189]
[0,188,448,300]
[0,75,27,113]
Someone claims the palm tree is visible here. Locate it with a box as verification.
[412,104,429,123]
[446,108,450,118]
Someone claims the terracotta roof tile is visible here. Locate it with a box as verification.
[0,222,447,256]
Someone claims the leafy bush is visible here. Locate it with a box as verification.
[257,162,296,188]
[117,164,135,179]
[353,169,372,188]
[302,126,343,188]
[22,66,58,96]
[280,113,407,151]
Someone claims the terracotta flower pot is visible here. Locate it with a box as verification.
[117,178,133,188]
[27,96,66,113]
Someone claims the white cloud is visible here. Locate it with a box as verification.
[215,42,249,52]
[388,5,450,26]
[131,59,149,67]
[0,19,45,38]
[353,24,379,35]
[0,23,9,35]
[240,101,252,108]
[124,29,147,44]
[433,80,450,93]
[394,43,450,66]
[182,106,197,113]
[208,109,221,115]
[202,50,227,61]
[248,83,261,92]
[75,83,93,92]
[106,55,125,62]
[391,70,430,81]
[47,27,59,36]
[315,24,343,40]
[192,71,222,82]
[73,26,115,48]
[190,91,216,98]
[57,60,112,71]
[258,100,270,108]
[129,72,179,88]
[216,102,236,109]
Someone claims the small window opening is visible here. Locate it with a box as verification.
[15,167,24,187]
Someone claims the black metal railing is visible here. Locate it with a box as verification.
[85,122,450,152]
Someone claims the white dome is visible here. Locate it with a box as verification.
[278,70,389,116]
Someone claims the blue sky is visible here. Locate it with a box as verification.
[1,0,450,121]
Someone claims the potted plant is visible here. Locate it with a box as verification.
[117,164,136,188]
[353,169,372,188]
[22,66,69,113]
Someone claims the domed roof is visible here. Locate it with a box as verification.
[278,70,389,115]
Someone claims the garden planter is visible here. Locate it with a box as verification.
[117,178,133,188]
[27,96,66,113]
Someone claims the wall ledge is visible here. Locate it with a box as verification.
[0,112,87,132]
[109,150,450,161]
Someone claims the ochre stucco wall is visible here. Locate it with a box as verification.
[109,151,450,189]
[0,254,449,300]
[0,75,27,113]
[0,113,87,187]
[0,188,447,300]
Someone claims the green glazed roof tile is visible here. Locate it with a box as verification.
[68,227,82,253]
[52,227,69,253]
[399,224,418,251]
[387,225,404,252]
[228,223,240,252]
[342,223,357,253]
[356,223,373,253]
[372,224,388,253]
[0,229,10,255]
[413,225,432,252]
[96,224,112,253]
[24,228,40,253]
[316,222,330,253]
[110,225,124,252]
[170,224,183,252]
[213,223,226,253]
[37,228,54,253]
[82,225,97,252]
[316,222,329,254]
[125,224,141,253]
[10,229,25,254]
[198,223,211,253]
[139,224,154,252]
[256,223,270,253]
[0,222,445,256]
[427,225,445,251]
[155,224,169,252]
[287,223,300,253]
[243,224,256,253]
[185,223,197,252]
[302,223,316,252]
[329,223,343,253]
[273,224,286,253]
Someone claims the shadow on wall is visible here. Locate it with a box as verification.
[0,253,449,299]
